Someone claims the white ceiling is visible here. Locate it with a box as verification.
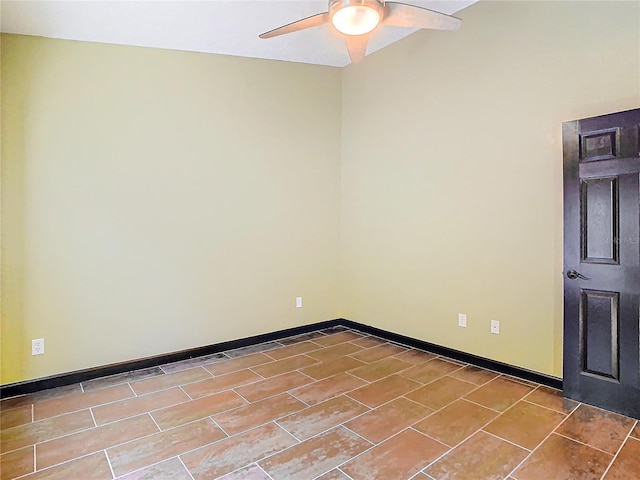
[0,0,476,67]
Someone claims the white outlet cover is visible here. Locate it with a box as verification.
[32,338,45,355]
[296,297,303,308]
[491,320,500,335]
[458,313,467,328]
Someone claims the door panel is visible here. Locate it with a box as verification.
[563,108,640,420]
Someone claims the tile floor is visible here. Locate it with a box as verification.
[1,326,639,480]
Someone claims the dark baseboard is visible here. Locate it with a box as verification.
[1,317,562,398]
[0,319,343,399]
[341,319,563,390]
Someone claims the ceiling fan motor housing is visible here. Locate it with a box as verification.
[329,0,386,35]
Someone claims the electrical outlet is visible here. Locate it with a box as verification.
[491,320,500,335]
[32,338,45,355]
[458,313,467,328]
[296,296,303,308]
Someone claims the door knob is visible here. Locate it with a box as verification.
[567,270,589,280]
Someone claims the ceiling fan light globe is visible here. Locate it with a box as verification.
[332,5,380,35]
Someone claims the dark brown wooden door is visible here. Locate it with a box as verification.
[563,108,640,419]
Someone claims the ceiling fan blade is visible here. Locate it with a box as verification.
[345,35,369,64]
[259,12,329,39]
[383,2,462,30]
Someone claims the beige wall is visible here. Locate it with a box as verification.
[1,35,343,383]
[341,0,640,377]
[2,0,639,385]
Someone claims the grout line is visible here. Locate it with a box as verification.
[177,456,196,480]
[258,464,276,480]
[337,467,357,480]
[245,368,264,383]
[461,397,505,414]
[125,383,137,398]
[599,424,635,480]
[103,449,116,479]
[147,412,162,432]
[342,424,377,445]
[89,408,98,427]
[553,431,616,456]
[178,385,194,401]
[208,416,231,438]
[505,403,578,479]
[480,429,532,452]
[273,420,303,443]
[521,398,578,416]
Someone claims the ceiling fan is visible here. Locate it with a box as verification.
[259,0,462,64]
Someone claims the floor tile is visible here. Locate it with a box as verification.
[306,343,363,362]
[181,369,262,399]
[392,349,437,365]
[316,470,351,480]
[277,332,327,346]
[406,376,477,410]
[347,374,421,408]
[181,423,297,480]
[107,418,225,476]
[399,358,463,384]
[265,341,322,360]
[225,342,282,358]
[214,393,306,435]
[603,437,640,480]
[312,331,363,347]
[204,353,273,376]
[555,404,635,454]
[0,385,82,411]
[349,357,413,382]
[290,373,367,405]
[0,404,32,430]
[0,409,94,454]
[18,452,112,480]
[33,384,134,420]
[277,395,369,440]
[464,376,533,412]
[217,464,271,480]
[413,399,498,447]
[351,336,388,349]
[130,367,211,396]
[424,431,528,480]
[6,327,640,480]
[160,353,228,374]
[235,371,313,402]
[151,390,246,430]
[345,397,432,443]
[483,400,565,450]
[513,433,612,480]
[259,427,371,479]
[524,386,579,414]
[301,356,366,380]
[117,457,192,480]
[0,446,33,480]
[350,343,407,363]
[251,354,319,377]
[342,429,448,480]
[92,387,189,425]
[36,413,158,469]
[81,367,165,392]
[449,365,500,386]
